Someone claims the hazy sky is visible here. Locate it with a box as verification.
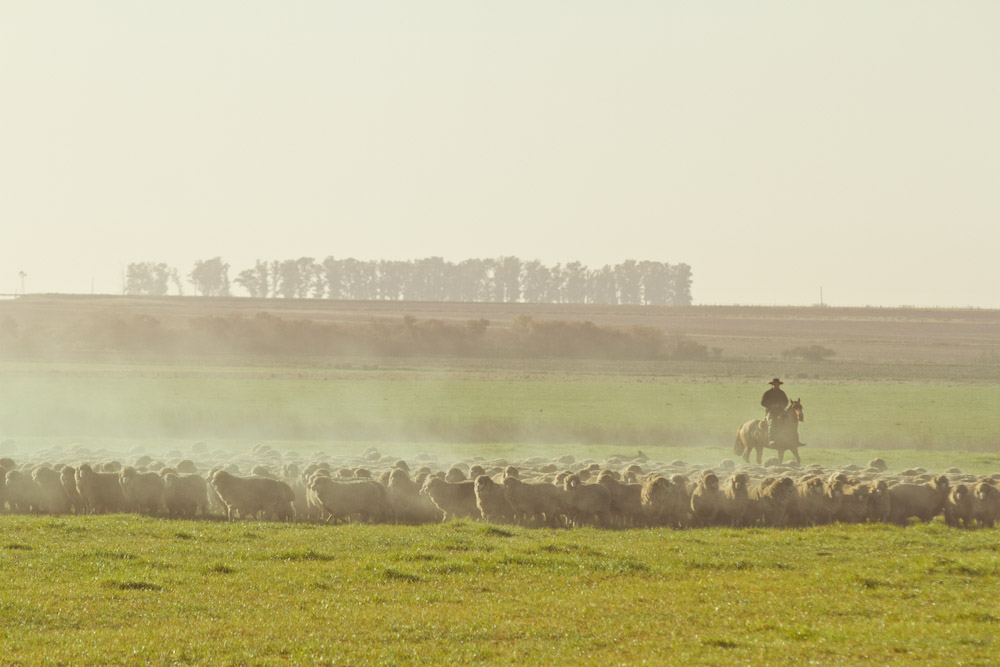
[2,2,997,307]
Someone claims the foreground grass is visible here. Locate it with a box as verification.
[2,516,1000,665]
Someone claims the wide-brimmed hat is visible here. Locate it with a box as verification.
[769,378,783,385]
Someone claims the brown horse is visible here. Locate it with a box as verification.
[734,399,806,465]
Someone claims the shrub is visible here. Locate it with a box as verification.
[782,345,836,362]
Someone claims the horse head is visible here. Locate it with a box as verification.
[788,398,804,422]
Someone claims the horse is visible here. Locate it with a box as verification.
[734,399,806,465]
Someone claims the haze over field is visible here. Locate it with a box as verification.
[2,2,997,307]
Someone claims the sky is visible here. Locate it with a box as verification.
[1,1,998,307]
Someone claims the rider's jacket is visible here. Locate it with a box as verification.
[761,388,789,413]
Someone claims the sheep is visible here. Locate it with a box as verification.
[562,473,612,527]
[0,468,7,512]
[444,467,467,483]
[866,480,892,523]
[868,458,888,472]
[690,471,723,527]
[972,481,1000,528]
[210,470,295,521]
[474,475,516,523]
[386,469,441,523]
[308,477,390,524]
[4,470,46,513]
[76,463,127,514]
[666,475,692,528]
[639,475,673,526]
[60,466,86,514]
[162,473,210,518]
[887,475,950,525]
[205,467,229,514]
[32,466,71,515]
[944,484,974,529]
[596,470,644,527]
[748,477,796,527]
[250,465,277,480]
[834,481,872,524]
[119,467,165,515]
[282,472,312,521]
[793,476,844,526]
[304,471,330,520]
[719,473,750,527]
[621,464,644,484]
[502,477,564,527]
[420,477,479,521]
[412,471,431,489]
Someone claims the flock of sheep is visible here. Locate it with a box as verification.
[1,443,999,529]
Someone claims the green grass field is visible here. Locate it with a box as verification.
[2,360,997,453]
[1,343,999,665]
[2,516,999,665]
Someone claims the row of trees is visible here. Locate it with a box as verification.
[125,257,693,306]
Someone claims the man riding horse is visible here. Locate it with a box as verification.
[761,378,788,446]
[734,379,806,464]
[761,378,803,449]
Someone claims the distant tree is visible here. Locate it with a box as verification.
[296,257,316,298]
[307,259,327,298]
[591,265,618,304]
[669,334,710,360]
[520,260,552,303]
[548,264,564,303]
[638,261,671,305]
[408,257,448,301]
[340,258,377,300]
[614,260,642,305]
[321,256,343,299]
[234,260,269,298]
[452,259,489,302]
[268,260,281,297]
[274,259,301,299]
[561,261,589,304]
[189,257,230,297]
[168,267,184,296]
[494,256,522,303]
[376,260,407,300]
[670,263,693,305]
[125,262,173,296]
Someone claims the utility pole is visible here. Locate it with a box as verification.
[820,286,824,307]
[18,271,26,295]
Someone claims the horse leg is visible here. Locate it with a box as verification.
[755,447,762,465]
[792,447,801,464]
[778,449,785,464]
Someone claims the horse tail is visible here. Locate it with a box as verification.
[734,430,744,456]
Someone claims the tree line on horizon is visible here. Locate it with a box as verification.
[125,257,693,306]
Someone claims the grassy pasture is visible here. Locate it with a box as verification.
[2,361,997,453]
[2,517,1000,665]
[1,297,998,664]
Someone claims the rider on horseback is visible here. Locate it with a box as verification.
[761,378,789,447]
